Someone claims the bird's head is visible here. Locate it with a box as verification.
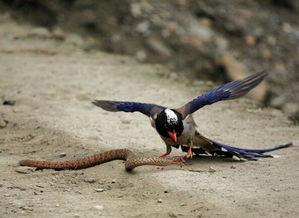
[155,108,184,143]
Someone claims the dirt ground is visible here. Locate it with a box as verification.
[1,16,299,218]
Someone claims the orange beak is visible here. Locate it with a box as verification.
[168,131,177,143]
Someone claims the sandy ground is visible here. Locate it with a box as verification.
[1,16,299,218]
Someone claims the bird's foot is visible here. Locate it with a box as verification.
[185,146,193,159]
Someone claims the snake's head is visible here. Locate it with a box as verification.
[170,156,185,167]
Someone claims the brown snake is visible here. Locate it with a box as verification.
[19,149,185,171]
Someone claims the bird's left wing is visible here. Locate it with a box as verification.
[176,71,267,119]
[92,100,165,118]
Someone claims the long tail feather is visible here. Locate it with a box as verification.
[211,140,292,158]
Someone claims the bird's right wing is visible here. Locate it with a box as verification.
[92,100,165,118]
[176,71,267,119]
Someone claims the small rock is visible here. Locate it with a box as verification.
[95,188,104,192]
[136,50,147,61]
[230,166,236,169]
[244,35,256,46]
[157,199,162,203]
[111,179,116,184]
[58,153,66,158]
[136,21,150,34]
[164,190,169,193]
[282,22,292,33]
[4,194,11,197]
[3,100,15,106]
[0,119,8,128]
[261,49,271,59]
[66,34,85,46]
[120,118,131,124]
[130,3,142,17]
[208,167,216,173]
[168,212,178,218]
[93,205,104,210]
[189,169,205,173]
[15,167,35,174]
[84,178,96,183]
[20,206,34,211]
[283,102,299,115]
[30,27,50,37]
[147,37,172,57]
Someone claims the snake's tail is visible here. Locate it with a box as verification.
[19,149,131,170]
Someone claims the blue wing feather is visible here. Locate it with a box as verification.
[177,71,267,117]
[92,100,165,117]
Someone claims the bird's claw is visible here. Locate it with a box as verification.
[185,146,193,159]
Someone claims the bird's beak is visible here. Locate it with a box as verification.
[168,131,177,143]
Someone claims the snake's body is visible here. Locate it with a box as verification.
[19,149,184,171]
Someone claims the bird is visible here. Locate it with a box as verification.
[92,71,292,159]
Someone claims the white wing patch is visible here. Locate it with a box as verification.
[165,109,178,124]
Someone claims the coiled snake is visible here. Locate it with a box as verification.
[19,149,185,171]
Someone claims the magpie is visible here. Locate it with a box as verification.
[92,71,292,159]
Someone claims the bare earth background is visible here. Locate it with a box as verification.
[1,16,299,218]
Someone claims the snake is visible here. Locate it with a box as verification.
[19,149,185,171]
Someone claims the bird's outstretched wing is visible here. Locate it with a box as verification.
[176,71,267,119]
[92,100,165,118]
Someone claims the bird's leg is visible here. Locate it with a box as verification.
[160,145,172,157]
[185,142,193,159]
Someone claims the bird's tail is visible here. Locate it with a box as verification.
[191,132,293,158]
[210,140,293,158]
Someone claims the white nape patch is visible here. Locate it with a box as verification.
[165,109,178,125]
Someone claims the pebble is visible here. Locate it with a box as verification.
[15,167,35,174]
[261,49,271,59]
[66,34,85,46]
[58,153,66,158]
[120,118,131,124]
[20,206,34,211]
[111,179,116,184]
[30,27,50,37]
[208,167,216,173]
[84,178,96,183]
[244,35,256,46]
[135,50,147,61]
[0,119,8,128]
[168,212,178,218]
[157,199,162,203]
[3,100,16,106]
[95,188,104,192]
[93,205,104,210]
